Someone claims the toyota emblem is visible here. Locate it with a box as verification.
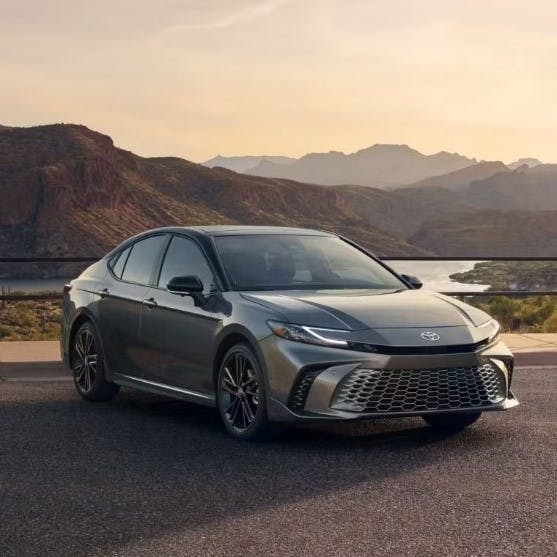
[421,331,440,342]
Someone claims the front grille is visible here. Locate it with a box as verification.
[331,363,506,414]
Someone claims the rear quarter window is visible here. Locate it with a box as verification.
[109,246,131,279]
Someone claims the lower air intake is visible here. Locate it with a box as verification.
[331,363,506,413]
[288,369,323,410]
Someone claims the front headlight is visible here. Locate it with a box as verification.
[267,320,351,347]
[479,318,501,344]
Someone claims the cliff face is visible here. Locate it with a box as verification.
[0,124,422,263]
[0,125,132,226]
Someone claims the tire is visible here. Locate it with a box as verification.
[422,411,482,432]
[216,343,279,441]
[71,321,119,402]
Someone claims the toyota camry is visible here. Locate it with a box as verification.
[61,226,518,440]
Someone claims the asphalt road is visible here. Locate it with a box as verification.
[0,368,556,557]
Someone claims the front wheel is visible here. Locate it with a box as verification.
[71,322,119,402]
[422,412,482,432]
[216,344,279,441]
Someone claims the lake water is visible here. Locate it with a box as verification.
[0,278,71,294]
[388,261,489,292]
[0,261,489,293]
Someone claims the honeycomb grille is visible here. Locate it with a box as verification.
[331,363,506,413]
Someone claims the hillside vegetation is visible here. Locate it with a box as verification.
[450,261,557,291]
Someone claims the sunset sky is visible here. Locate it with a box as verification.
[1,0,556,162]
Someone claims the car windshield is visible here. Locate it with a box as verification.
[214,234,407,291]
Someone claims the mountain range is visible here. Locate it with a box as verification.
[1,124,556,279]
[204,145,478,188]
[203,146,547,189]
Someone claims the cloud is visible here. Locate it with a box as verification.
[162,0,290,33]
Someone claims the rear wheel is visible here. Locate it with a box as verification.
[71,322,119,402]
[422,412,481,431]
[217,343,279,441]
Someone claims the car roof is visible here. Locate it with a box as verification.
[142,225,336,237]
[104,225,338,261]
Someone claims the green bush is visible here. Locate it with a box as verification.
[470,296,557,333]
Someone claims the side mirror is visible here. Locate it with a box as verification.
[167,275,204,297]
[401,274,423,289]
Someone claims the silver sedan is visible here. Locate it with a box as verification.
[61,226,518,440]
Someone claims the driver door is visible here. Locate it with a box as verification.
[138,234,222,395]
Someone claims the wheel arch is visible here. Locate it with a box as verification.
[212,325,267,390]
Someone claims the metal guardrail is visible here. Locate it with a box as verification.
[1,256,556,301]
[0,293,64,301]
[0,257,99,263]
[382,256,557,261]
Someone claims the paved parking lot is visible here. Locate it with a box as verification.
[0,367,556,557]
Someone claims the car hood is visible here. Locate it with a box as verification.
[242,289,492,340]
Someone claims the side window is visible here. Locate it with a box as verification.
[121,235,167,285]
[110,246,131,279]
[158,236,216,293]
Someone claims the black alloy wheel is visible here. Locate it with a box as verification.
[217,344,278,440]
[72,322,119,401]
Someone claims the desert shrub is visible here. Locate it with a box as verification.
[18,308,37,328]
[542,309,557,333]
[0,300,62,341]
[470,295,557,333]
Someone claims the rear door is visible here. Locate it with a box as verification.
[98,234,168,377]
[138,234,223,394]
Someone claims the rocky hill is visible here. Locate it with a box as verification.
[465,164,557,210]
[408,210,557,256]
[0,124,422,265]
[403,161,508,192]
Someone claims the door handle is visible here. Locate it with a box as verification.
[99,288,110,298]
[142,297,158,308]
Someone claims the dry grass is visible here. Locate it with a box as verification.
[0,300,62,341]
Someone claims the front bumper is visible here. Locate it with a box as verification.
[259,336,518,423]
